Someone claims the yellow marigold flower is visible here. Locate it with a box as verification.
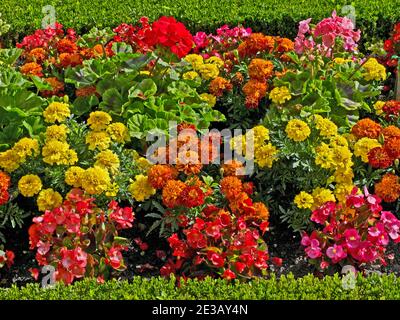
[65,166,85,188]
[106,182,119,197]
[81,166,111,195]
[136,157,153,172]
[129,174,156,202]
[312,187,335,210]
[139,70,150,76]
[183,71,200,81]
[331,145,352,168]
[334,183,354,203]
[252,125,270,145]
[269,86,291,104]
[43,102,71,123]
[315,143,335,169]
[45,124,69,142]
[285,119,310,142]
[87,111,112,131]
[230,135,247,155]
[13,138,39,159]
[42,140,75,165]
[63,149,78,166]
[198,63,219,80]
[200,93,217,107]
[18,174,42,197]
[255,143,279,168]
[94,150,120,174]
[37,188,62,212]
[184,54,204,70]
[294,191,314,209]
[0,150,21,172]
[362,58,386,81]
[205,56,224,69]
[106,122,130,144]
[353,137,381,162]
[329,135,348,148]
[373,101,385,116]
[334,166,354,184]
[314,115,337,137]
[85,131,111,150]
[333,58,351,65]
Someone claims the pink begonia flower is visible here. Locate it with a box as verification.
[368,223,389,246]
[193,32,209,49]
[344,228,361,249]
[326,244,347,263]
[305,239,322,259]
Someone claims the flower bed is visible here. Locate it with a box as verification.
[0,10,399,294]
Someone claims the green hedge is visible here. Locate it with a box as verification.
[0,273,399,300]
[0,0,399,43]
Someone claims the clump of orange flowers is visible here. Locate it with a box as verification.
[209,77,233,97]
[351,118,382,139]
[238,33,275,57]
[375,173,400,203]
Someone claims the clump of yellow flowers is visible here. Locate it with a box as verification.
[361,58,386,81]
[0,101,158,211]
[231,125,278,169]
[183,54,223,81]
[293,115,354,210]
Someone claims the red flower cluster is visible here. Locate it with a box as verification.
[162,209,272,280]
[28,189,134,284]
[383,23,400,68]
[144,16,193,58]
[382,100,400,120]
[302,187,400,272]
[0,171,10,206]
[0,249,15,269]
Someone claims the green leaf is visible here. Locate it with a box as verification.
[129,79,157,99]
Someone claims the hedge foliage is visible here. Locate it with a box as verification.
[0,0,399,43]
[0,273,399,300]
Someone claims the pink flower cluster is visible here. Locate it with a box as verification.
[28,189,134,284]
[193,25,252,57]
[301,187,400,272]
[17,23,76,51]
[295,11,360,55]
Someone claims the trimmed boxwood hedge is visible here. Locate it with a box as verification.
[0,0,399,44]
[0,273,399,300]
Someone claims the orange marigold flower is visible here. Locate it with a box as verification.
[162,180,186,208]
[375,173,400,203]
[56,38,78,54]
[232,72,244,85]
[220,176,243,201]
[0,171,10,206]
[176,150,203,175]
[254,202,269,221]
[221,160,245,177]
[381,125,400,141]
[384,137,400,159]
[276,37,294,53]
[368,147,393,168]
[248,58,274,81]
[28,48,47,63]
[75,86,98,97]
[41,77,64,97]
[20,62,43,77]
[229,191,256,216]
[209,77,233,97]
[148,165,178,189]
[0,171,11,191]
[59,53,83,68]
[178,185,205,208]
[238,33,275,57]
[351,118,382,139]
[242,79,267,109]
